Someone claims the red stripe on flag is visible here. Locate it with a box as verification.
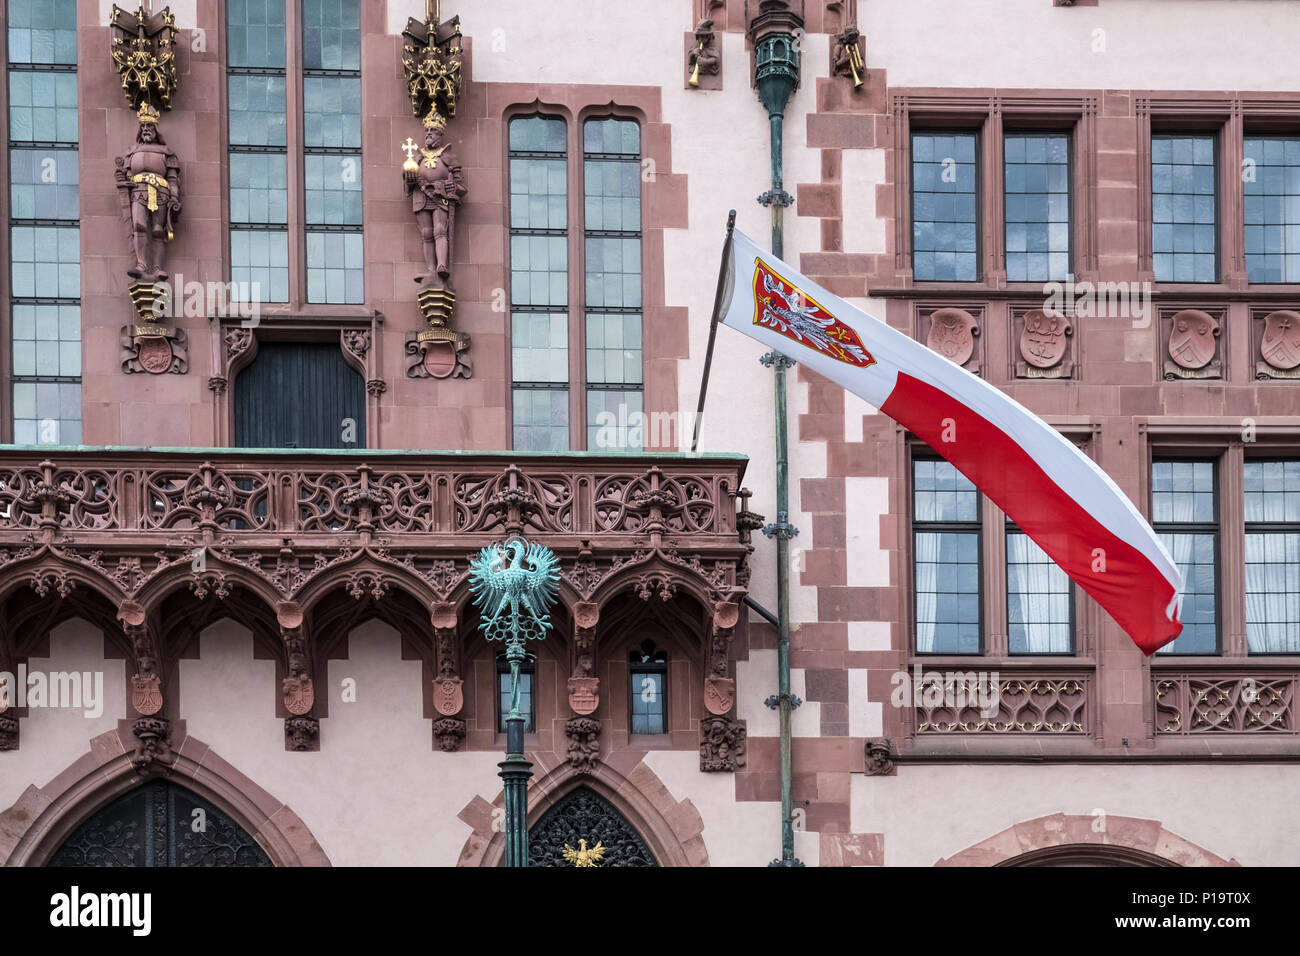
[882,372,1182,655]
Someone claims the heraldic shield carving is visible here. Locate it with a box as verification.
[433,676,464,716]
[1018,309,1073,378]
[926,308,980,370]
[1165,309,1221,379]
[704,676,735,715]
[282,676,315,716]
[1259,310,1300,378]
[568,677,599,716]
[131,675,163,716]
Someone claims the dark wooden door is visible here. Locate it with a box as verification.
[234,342,365,449]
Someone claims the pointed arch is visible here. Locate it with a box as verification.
[454,756,709,867]
[0,726,330,867]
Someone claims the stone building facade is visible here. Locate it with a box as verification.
[1,0,1298,866]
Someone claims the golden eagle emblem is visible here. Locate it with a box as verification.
[562,839,606,867]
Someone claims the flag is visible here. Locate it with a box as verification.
[714,226,1184,655]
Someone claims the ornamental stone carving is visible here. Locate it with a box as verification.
[131,716,175,773]
[704,600,739,715]
[433,716,467,751]
[278,602,314,718]
[565,716,602,774]
[686,17,722,90]
[431,601,463,716]
[120,600,164,717]
[925,308,981,372]
[1257,310,1300,379]
[700,715,746,772]
[1164,309,1222,380]
[285,716,319,752]
[864,738,897,776]
[1016,309,1073,379]
[0,714,17,751]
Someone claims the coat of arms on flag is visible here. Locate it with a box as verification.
[751,258,876,368]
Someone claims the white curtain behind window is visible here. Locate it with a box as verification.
[915,533,939,653]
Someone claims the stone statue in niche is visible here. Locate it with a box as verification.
[403,111,467,287]
[926,308,980,372]
[116,106,182,284]
[1258,310,1300,379]
[1164,309,1221,380]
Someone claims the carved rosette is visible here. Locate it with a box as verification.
[699,715,746,772]
[285,716,319,752]
[925,308,981,373]
[1015,308,1074,379]
[1256,310,1300,380]
[1163,309,1222,380]
[864,738,896,776]
[432,716,467,752]
[565,716,601,774]
[131,716,175,774]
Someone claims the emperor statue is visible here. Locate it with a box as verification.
[402,110,467,286]
[114,103,182,282]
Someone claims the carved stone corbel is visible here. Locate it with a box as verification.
[704,600,739,715]
[565,716,601,774]
[278,602,315,731]
[699,715,746,772]
[433,717,466,752]
[131,716,175,774]
[864,738,897,776]
[567,601,599,716]
[119,600,163,717]
[430,602,464,726]
[285,716,318,752]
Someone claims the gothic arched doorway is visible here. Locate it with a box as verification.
[46,780,273,868]
[528,786,659,867]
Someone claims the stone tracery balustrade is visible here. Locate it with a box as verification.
[914,672,1091,734]
[1154,671,1297,734]
[0,450,751,607]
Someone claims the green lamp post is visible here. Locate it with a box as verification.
[469,534,561,867]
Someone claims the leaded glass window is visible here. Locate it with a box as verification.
[629,640,667,734]
[1153,460,1219,654]
[1244,460,1300,653]
[913,459,981,654]
[1006,527,1072,654]
[1243,136,1300,283]
[911,132,978,281]
[1151,134,1217,283]
[1004,133,1070,282]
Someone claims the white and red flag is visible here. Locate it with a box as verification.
[710,225,1184,654]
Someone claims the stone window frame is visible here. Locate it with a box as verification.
[889,92,1099,290]
[1136,93,1300,292]
[502,101,648,452]
[900,425,1101,662]
[218,0,373,319]
[1139,422,1300,661]
[628,639,669,736]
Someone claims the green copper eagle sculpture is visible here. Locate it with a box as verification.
[469,535,561,723]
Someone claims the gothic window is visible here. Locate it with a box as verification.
[7,0,81,444]
[629,639,667,734]
[497,653,535,732]
[528,786,658,867]
[47,780,273,867]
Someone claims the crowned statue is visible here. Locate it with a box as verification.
[114,102,182,283]
[402,110,467,288]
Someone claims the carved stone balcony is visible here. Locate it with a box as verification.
[0,449,753,610]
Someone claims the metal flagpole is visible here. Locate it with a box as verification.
[690,210,738,454]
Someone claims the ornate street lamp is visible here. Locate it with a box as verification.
[469,535,560,866]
